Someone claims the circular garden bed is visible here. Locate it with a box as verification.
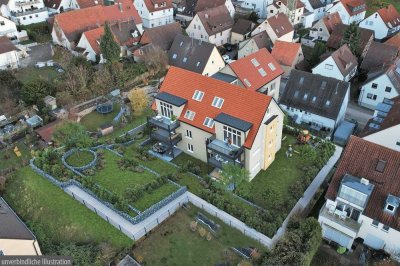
[63,149,97,170]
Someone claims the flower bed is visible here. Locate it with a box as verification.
[62,149,97,170]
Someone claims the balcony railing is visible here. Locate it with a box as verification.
[150,129,182,146]
[147,115,180,132]
[11,7,47,17]
[319,203,362,233]
[206,138,244,160]
[15,0,40,6]
[208,155,243,170]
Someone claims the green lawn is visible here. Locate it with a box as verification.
[80,103,121,132]
[133,205,263,266]
[65,150,95,167]
[133,183,178,211]
[0,142,31,171]
[171,152,212,177]
[3,167,132,251]
[14,67,60,84]
[366,0,400,15]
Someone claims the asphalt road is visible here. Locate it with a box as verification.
[20,43,53,68]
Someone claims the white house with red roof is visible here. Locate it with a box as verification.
[134,0,173,29]
[266,0,305,25]
[360,5,400,40]
[0,0,48,25]
[0,15,17,38]
[148,66,284,180]
[218,48,283,100]
[326,0,366,25]
[271,40,303,77]
[251,13,294,44]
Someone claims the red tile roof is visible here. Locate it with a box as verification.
[143,0,173,12]
[229,48,284,91]
[377,4,400,29]
[271,40,302,67]
[0,36,18,54]
[340,0,366,16]
[386,32,400,49]
[156,67,273,149]
[323,12,342,33]
[76,0,101,8]
[82,27,104,53]
[266,13,293,38]
[35,120,62,143]
[326,136,400,231]
[196,5,234,36]
[53,0,141,44]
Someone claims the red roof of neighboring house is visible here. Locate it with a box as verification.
[275,0,304,9]
[323,12,342,33]
[271,40,302,67]
[266,13,293,38]
[82,27,104,53]
[0,36,18,54]
[326,136,400,231]
[143,0,173,12]
[386,32,400,49]
[155,67,273,149]
[53,0,141,44]
[229,48,284,91]
[76,0,101,8]
[377,4,400,29]
[340,0,366,16]
[139,22,182,50]
[35,120,62,143]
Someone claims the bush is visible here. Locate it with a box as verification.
[18,22,51,43]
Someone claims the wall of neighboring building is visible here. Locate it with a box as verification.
[239,0,273,19]
[231,32,246,44]
[186,15,210,42]
[238,39,259,58]
[251,20,268,36]
[134,0,173,28]
[218,65,245,87]
[336,85,349,125]
[358,75,399,110]
[266,26,293,43]
[202,47,225,76]
[0,239,42,255]
[225,0,235,17]
[76,34,97,62]
[0,15,17,37]
[312,56,345,81]
[208,28,231,46]
[362,125,400,152]
[359,13,388,40]
[301,11,315,28]
[51,22,73,50]
[0,50,19,69]
[327,2,365,25]
[309,19,330,41]
[257,75,281,100]
[6,0,49,25]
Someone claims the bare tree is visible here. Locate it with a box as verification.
[142,46,169,76]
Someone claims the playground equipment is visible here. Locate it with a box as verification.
[14,146,21,157]
[96,101,113,114]
[297,130,311,144]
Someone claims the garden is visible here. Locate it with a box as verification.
[132,204,264,266]
[79,102,122,132]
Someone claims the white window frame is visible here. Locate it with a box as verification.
[184,110,196,120]
[185,129,192,139]
[268,63,276,71]
[203,117,214,128]
[211,97,224,108]
[187,143,194,152]
[192,90,205,101]
[223,125,242,147]
[160,101,173,118]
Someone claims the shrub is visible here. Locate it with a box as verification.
[198,227,206,237]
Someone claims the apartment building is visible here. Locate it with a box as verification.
[134,0,173,28]
[0,0,48,25]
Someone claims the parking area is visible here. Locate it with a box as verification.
[20,42,53,68]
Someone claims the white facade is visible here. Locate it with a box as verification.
[358,74,399,110]
[266,2,304,25]
[186,15,232,46]
[76,33,97,62]
[312,56,357,82]
[363,125,400,152]
[327,1,366,25]
[134,0,173,29]
[299,0,333,26]
[0,15,17,37]
[47,0,79,15]
[309,18,331,41]
[239,0,273,19]
[0,49,19,69]
[360,12,400,40]
[201,47,226,76]
[0,0,49,25]
[265,23,293,43]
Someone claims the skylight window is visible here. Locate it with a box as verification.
[192,90,204,101]
[184,110,196,120]
[303,93,308,100]
[196,61,200,67]
[258,68,267,77]
[183,57,187,63]
[243,78,251,87]
[180,41,184,46]
[326,100,331,106]
[299,77,304,85]
[312,96,317,103]
[251,58,260,67]
[321,81,327,88]
[294,90,299,98]
[172,53,177,59]
[268,63,276,71]
[212,96,224,108]
[376,160,387,173]
[203,117,215,128]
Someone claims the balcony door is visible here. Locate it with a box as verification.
[223,126,242,147]
[160,102,173,118]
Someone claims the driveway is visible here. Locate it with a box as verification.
[19,43,53,68]
[345,101,374,133]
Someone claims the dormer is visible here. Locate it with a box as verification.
[337,175,374,210]
[154,91,187,118]
[384,194,400,215]
[214,113,253,147]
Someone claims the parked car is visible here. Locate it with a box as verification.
[53,63,64,73]
[34,62,46,68]
[46,60,54,67]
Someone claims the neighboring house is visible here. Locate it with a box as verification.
[0,197,42,255]
[219,48,283,99]
[168,34,225,76]
[358,58,400,110]
[175,0,234,26]
[326,0,366,25]
[51,0,143,50]
[230,18,255,44]
[238,31,272,59]
[185,5,234,46]
[252,13,294,44]
[134,0,173,29]
[299,0,334,28]
[385,32,400,49]
[0,15,17,38]
[139,22,182,50]
[271,40,303,77]
[238,0,273,19]
[76,20,141,62]
[326,23,373,58]
[43,0,79,14]
[0,0,49,25]
[359,5,400,41]
[280,69,350,133]
[312,44,357,82]
[319,136,400,257]
[359,42,398,73]
[359,97,400,152]
[266,0,305,25]
[149,66,284,180]
[0,36,19,69]
[305,12,342,46]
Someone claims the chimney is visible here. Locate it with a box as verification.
[205,13,208,19]
[119,2,123,12]
[118,20,122,31]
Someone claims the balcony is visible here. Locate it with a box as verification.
[208,155,243,170]
[11,7,47,17]
[319,204,361,233]
[147,115,180,132]
[150,129,182,146]
[15,0,40,6]
[206,138,244,160]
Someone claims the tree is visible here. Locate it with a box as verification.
[0,70,22,114]
[100,22,120,63]
[142,46,169,76]
[248,12,259,23]
[52,121,92,149]
[307,42,326,68]
[220,163,249,190]
[128,88,148,116]
[341,22,361,57]
[21,79,55,106]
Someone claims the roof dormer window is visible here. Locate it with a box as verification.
[386,204,395,212]
[375,160,387,173]
[212,96,224,108]
[184,110,196,120]
[268,63,276,71]
[385,194,400,215]
[192,90,204,101]
[203,117,214,128]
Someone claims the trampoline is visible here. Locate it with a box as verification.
[96,101,113,114]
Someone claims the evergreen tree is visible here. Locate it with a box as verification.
[307,42,326,68]
[341,22,361,57]
[100,22,120,63]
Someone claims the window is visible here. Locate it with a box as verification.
[243,78,251,87]
[268,63,276,71]
[187,143,194,152]
[0,21,4,26]
[303,93,308,100]
[321,81,327,89]
[203,117,214,128]
[372,83,378,89]
[367,93,377,100]
[385,86,392,92]
[211,96,224,108]
[172,53,177,59]
[196,61,200,67]
[160,101,173,118]
[325,64,333,70]
[251,58,259,67]
[223,126,242,146]
[192,90,204,101]
[186,129,192,138]
[397,140,400,146]
[338,185,368,208]
[183,57,187,63]
[371,220,379,227]
[184,110,196,120]
[386,204,395,212]
[326,100,331,106]
[258,68,267,77]
[382,225,389,232]
[375,159,387,173]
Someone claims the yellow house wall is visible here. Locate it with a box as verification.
[0,239,42,255]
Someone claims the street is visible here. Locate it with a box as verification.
[19,43,53,68]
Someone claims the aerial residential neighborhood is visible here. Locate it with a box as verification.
[0,0,399,265]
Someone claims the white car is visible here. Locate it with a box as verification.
[46,60,54,67]
[35,62,46,68]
